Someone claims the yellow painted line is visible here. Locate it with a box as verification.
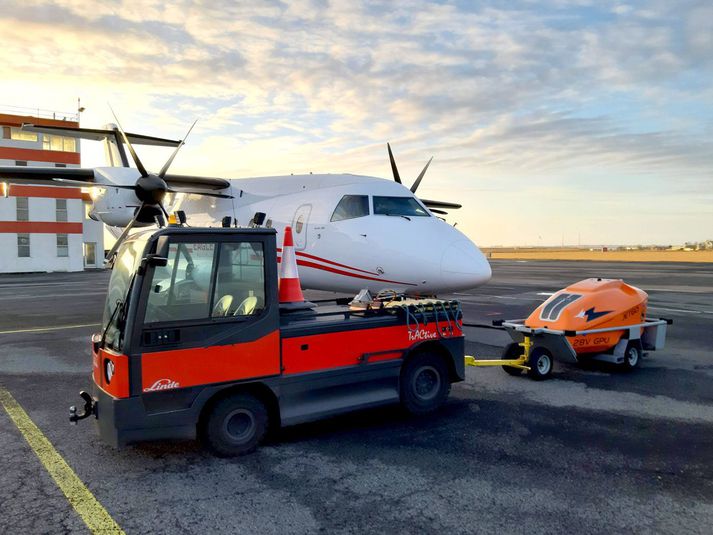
[0,387,124,534]
[0,323,100,335]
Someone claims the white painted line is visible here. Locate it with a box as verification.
[646,287,713,294]
[0,323,100,335]
[536,292,555,296]
[648,306,701,314]
[0,292,107,301]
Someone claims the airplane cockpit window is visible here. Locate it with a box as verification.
[373,196,430,217]
[330,195,369,222]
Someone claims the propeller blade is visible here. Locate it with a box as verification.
[0,166,95,183]
[420,198,462,210]
[410,156,433,194]
[109,105,149,177]
[429,208,448,215]
[158,202,170,221]
[387,143,402,184]
[167,187,233,199]
[52,179,134,189]
[163,174,230,190]
[159,120,197,178]
[104,203,143,263]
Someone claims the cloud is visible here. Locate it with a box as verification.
[0,0,711,245]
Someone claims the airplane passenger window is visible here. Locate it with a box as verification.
[373,196,430,217]
[330,195,369,222]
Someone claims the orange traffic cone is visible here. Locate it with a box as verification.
[279,226,314,310]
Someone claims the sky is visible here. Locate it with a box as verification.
[0,0,711,247]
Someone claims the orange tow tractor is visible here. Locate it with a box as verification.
[69,224,465,456]
[466,278,671,379]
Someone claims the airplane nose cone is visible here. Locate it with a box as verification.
[441,240,492,291]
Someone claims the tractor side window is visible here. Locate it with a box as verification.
[211,242,266,317]
[330,195,369,222]
[144,242,217,324]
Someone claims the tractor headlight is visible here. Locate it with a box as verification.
[104,359,115,384]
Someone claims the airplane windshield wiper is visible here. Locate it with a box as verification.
[384,213,411,221]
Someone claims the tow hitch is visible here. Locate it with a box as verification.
[69,391,96,424]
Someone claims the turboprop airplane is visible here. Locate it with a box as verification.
[0,118,491,295]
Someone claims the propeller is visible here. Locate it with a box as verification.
[386,143,462,213]
[104,109,226,263]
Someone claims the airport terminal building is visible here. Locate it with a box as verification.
[0,108,103,273]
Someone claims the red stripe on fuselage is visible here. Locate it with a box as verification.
[295,259,417,286]
[275,249,416,286]
[276,247,381,275]
[296,251,378,275]
[277,247,377,276]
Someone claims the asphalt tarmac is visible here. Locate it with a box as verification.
[1,261,711,534]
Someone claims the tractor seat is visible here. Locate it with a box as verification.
[234,296,258,316]
[212,295,233,317]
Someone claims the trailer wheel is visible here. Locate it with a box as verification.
[621,341,642,371]
[201,393,268,457]
[400,352,450,415]
[527,347,553,380]
[501,343,524,376]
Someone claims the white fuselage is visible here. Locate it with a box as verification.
[89,170,491,294]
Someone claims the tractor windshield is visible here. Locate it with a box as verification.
[101,238,144,350]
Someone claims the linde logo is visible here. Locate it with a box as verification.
[144,378,180,392]
[408,329,438,341]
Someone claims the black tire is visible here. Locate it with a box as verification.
[621,341,642,371]
[527,347,553,380]
[200,393,268,457]
[400,352,451,415]
[501,342,524,376]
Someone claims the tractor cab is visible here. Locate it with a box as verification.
[98,227,278,360]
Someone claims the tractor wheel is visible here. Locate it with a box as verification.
[400,352,451,415]
[621,341,642,371]
[527,347,553,380]
[501,342,524,376]
[201,393,268,457]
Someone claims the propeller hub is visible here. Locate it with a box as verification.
[135,173,168,204]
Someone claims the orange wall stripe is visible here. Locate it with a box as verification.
[0,147,80,164]
[0,221,83,234]
[0,113,78,128]
[8,184,83,199]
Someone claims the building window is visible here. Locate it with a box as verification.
[10,128,38,142]
[55,163,67,168]
[56,198,68,222]
[16,197,29,221]
[42,134,76,152]
[15,160,27,166]
[57,234,69,257]
[18,234,30,257]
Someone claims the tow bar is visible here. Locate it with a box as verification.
[465,334,532,371]
[69,391,96,424]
